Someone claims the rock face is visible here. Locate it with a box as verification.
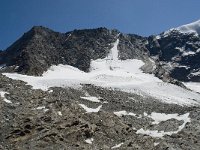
[148,30,200,82]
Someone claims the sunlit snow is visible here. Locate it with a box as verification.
[146,112,190,125]
[79,104,102,113]
[184,82,200,93]
[114,110,137,117]
[164,20,200,36]
[80,96,101,103]
[85,138,94,144]
[0,91,12,103]
[136,113,191,138]
[111,143,124,149]
[176,20,200,35]
[3,39,200,106]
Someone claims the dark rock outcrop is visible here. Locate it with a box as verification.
[148,30,200,82]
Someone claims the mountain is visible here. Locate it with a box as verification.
[148,20,200,82]
[0,26,149,76]
[1,21,200,149]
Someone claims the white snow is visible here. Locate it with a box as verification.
[79,104,102,113]
[36,106,46,110]
[114,110,136,117]
[48,90,53,93]
[136,113,190,138]
[164,20,200,36]
[85,138,94,144]
[146,112,190,125]
[57,111,62,116]
[176,20,200,35]
[3,39,200,106]
[175,47,184,52]
[190,70,200,76]
[0,91,12,103]
[154,142,159,146]
[80,96,101,103]
[36,106,49,112]
[111,143,124,149]
[182,51,196,56]
[184,82,200,93]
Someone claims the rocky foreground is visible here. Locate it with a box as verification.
[0,74,200,150]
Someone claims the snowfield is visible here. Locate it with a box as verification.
[3,39,200,106]
[183,82,200,93]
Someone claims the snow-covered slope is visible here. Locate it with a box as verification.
[164,20,200,36]
[176,20,200,35]
[3,39,200,106]
[183,82,200,93]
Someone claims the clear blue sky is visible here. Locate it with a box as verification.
[0,0,200,50]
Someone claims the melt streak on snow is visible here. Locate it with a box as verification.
[3,39,200,106]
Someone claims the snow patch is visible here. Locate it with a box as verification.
[36,106,49,112]
[146,112,190,125]
[154,142,159,146]
[111,143,124,149]
[80,96,101,103]
[190,70,200,76]
[36,106,46,110]
[85,138,94,144]
[57,111,62,116]
[182,51,196,56]
[136,113,190,138]
[79,104,102,113]
[114,110,136,117]
[0,91,12,103]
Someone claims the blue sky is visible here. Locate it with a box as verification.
[0,0,200,49]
